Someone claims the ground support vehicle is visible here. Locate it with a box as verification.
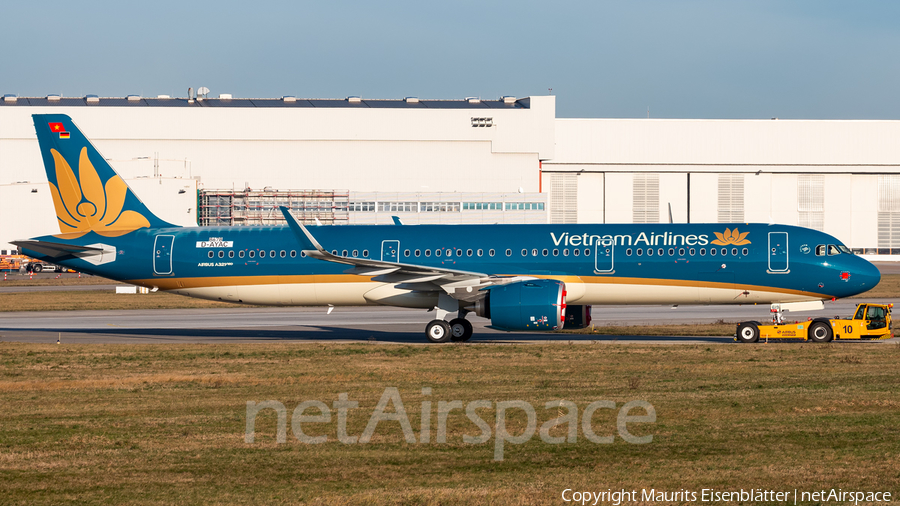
[735,303,893,343]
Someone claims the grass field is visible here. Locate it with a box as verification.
[0,342,898,505]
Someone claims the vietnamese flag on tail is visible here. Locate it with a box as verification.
[49,122,69,139]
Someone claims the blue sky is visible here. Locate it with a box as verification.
[2,0,899,119]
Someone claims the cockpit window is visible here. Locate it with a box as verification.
[838,245,852,254]
[815,245,826,256]
[827,244,841,255]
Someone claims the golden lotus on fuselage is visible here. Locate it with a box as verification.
[48,147,150,238]
[711,228,750,246]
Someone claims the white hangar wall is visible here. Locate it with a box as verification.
[0,96,554,249]
[2,95,899,255]
[543,118,900,254]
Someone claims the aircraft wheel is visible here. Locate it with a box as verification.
[449,318,473,342]
[425,320,452,343]
[736,322,760,343]
[808,321,833,343]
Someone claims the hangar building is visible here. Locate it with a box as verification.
[0,93,898,258]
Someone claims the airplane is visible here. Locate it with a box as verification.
[14,114,882,343]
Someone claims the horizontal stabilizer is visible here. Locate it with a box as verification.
[12,240,104,258]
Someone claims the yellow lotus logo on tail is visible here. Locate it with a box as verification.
[48,147,150,238]
[711,228,751,246]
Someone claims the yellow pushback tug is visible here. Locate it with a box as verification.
[735,303,893,343]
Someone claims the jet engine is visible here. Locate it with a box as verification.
[475,279,566,331]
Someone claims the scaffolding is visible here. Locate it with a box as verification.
[199,189,350,226]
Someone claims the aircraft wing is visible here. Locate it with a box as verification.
[279,207,526,301]
[11,240,105,259]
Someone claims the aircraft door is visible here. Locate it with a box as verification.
[153,235,174,275]
[768,232,788,272]
[594,239,614,273]
[381,240,400,262]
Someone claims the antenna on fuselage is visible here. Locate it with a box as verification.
[668,203,674,224]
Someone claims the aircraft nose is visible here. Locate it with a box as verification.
[851,258,881,293]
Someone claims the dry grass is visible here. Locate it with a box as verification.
[0,274,115,287]
[0,342,898,505]
[0,290,243,311]
[854,273,900,298]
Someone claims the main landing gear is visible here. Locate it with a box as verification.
[424,293,473,343]
[425,318,473,343]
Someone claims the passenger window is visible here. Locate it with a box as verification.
[721,248,727,256]
[341,250,347,257]
[467,249,473,257]
[489,249,495,257]
[249,250,256,258]
[218,251,225,258]
[573,249,580,257]
[425,249,431,257]
[290,251,297,258]
[699,248,706,256]
[208,251,214,258]
[530,249,537,256]
[436,249,442,257]
[710,248,716,256]
[404,249,410,257]
[363,250,369,257]
[636,248,642,256]
[280,250,286,258]
[828,244,840,255]
[563,249,569,256]
[239,250,245,258]
[626,248,633,256]
[816,244,826,256]
[647,248,653,257]
[542,249,548,256]
[456,249,462,257]
[260,251,266,258]
[300,251,306,257]
[668,248,674,256]
[477,249,483,257]
[731,248,738,256]
[657,248,664,256]
[678,248,685,256]
[553,249,559,256]
[742,248,748,256]
[521,249,527,257]
[415,249,421,257]
[271,250,277,258]
[352,250,358,257]
[229,251,235,258]
[689,248,695,256]
[584,249,590,256]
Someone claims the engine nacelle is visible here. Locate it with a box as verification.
[564,305,592,329]
[476,279,566,331]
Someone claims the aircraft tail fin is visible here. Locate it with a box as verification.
[32,113,176,238]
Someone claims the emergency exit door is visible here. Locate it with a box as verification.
[154,235,174,275]
[768,232,788,272]
[381,240,399,262]
[594,241,614,273]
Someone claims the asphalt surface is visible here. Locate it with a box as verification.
[1,302,897,345]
